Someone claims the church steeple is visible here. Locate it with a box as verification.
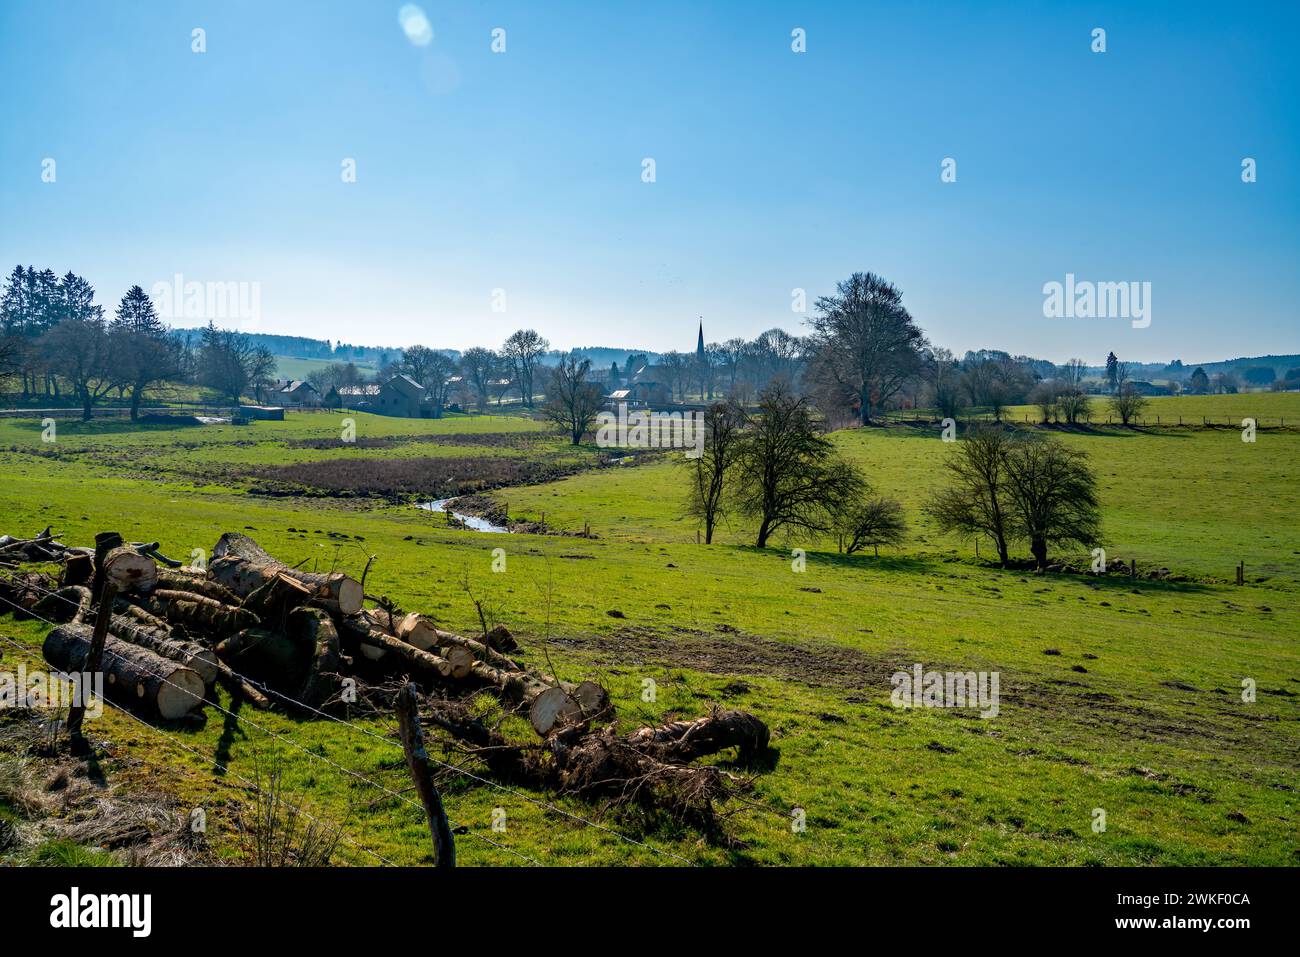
[696,320,705,360]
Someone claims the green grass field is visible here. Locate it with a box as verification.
[1,397,1296,866]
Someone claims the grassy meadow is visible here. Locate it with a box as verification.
[0,394,1297,866]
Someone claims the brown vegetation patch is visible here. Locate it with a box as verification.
[284,431,554,451]
[555,624,906,689]
[247,454,590,501]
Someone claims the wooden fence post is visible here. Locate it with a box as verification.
[1236,561,1244,586]
[67,581,116,751]
[395,682,456,867]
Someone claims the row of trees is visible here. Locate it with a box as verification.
[0,268,189,419]
[0,266,287,419]
[675,384,1100,568]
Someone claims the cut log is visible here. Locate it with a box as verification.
[340,619,454,678]
[154,569,240,604]
[147,589,260,639]
[210,533,362,615]
[438,645,476,680]
[101,546,158,594]
[112,599,174,635]
[466,660,603,736]
[106,615,219,686]
[287,608,341,709]
[243,572,315,620]
[573,680,612,719]
[61,553,94,588]
[434,628,522,672]
[43,622,205,720]
[31,585,91,624]
[528,686,582,737]
[396,612,439,651]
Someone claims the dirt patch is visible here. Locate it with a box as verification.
[246,455,591,501]
[553,624,906,690]
[284,432,555,451]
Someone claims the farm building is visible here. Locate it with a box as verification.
[374,374,426,417]
[325,383,381,409]
[608,381,670,407]
[267,379,320,407]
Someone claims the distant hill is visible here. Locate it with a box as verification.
[1086,354,1300,383]
[170,328,405,370]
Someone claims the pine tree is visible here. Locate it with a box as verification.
[111,284,165,336]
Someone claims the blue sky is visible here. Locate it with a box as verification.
[1,0,1296,363]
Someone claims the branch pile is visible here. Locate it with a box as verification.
[1,527,772,834]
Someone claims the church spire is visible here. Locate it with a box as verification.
[696,320,705,359]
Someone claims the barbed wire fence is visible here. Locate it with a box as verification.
[0,571,702,866]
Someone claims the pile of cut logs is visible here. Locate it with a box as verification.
[0,528,770,827]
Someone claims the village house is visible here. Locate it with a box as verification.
[267,379,320,407]
[374,374,426,417]
[609,381,670,407]
[324,383,380,409]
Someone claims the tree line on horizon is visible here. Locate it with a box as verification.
[5,264,1298,424]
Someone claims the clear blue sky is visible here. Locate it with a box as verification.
[2,0,1296,363]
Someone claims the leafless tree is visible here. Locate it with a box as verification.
[421,351,459,418]
[834,495,907,556]
[733,382,865,548]
[502,329,549,406]
[927,425,1015,566]
[660,351,691,401]
[459,347,499,412]
[806,272,926,425]
[541,355,604,444]
[1002,436,1101,570]
[683,401,743,543]
[42,317,121,420]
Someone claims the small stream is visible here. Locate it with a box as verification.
[417,498,511,533]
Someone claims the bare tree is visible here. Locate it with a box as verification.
[807,272,926,425]
[42,316,120,420]
[716,338,746,396]
[421,351,459,418]
[834,495,907,556]
[683,401,743,543]
[927,347,967,420]
[660,351,691,401]
[1002,436,1101,570]
[198,323,260,406]
[401,345,440,386]
[1029,379,1059,424]
[459,347,499,413]
[1110,367,1146,425]
[502,329,549,407]
[927,425,1015,566]
[1056,386,1090,425]
[733,382,865,548]
[541,355,603,444]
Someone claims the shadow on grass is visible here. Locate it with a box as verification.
[4,417,209,439]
